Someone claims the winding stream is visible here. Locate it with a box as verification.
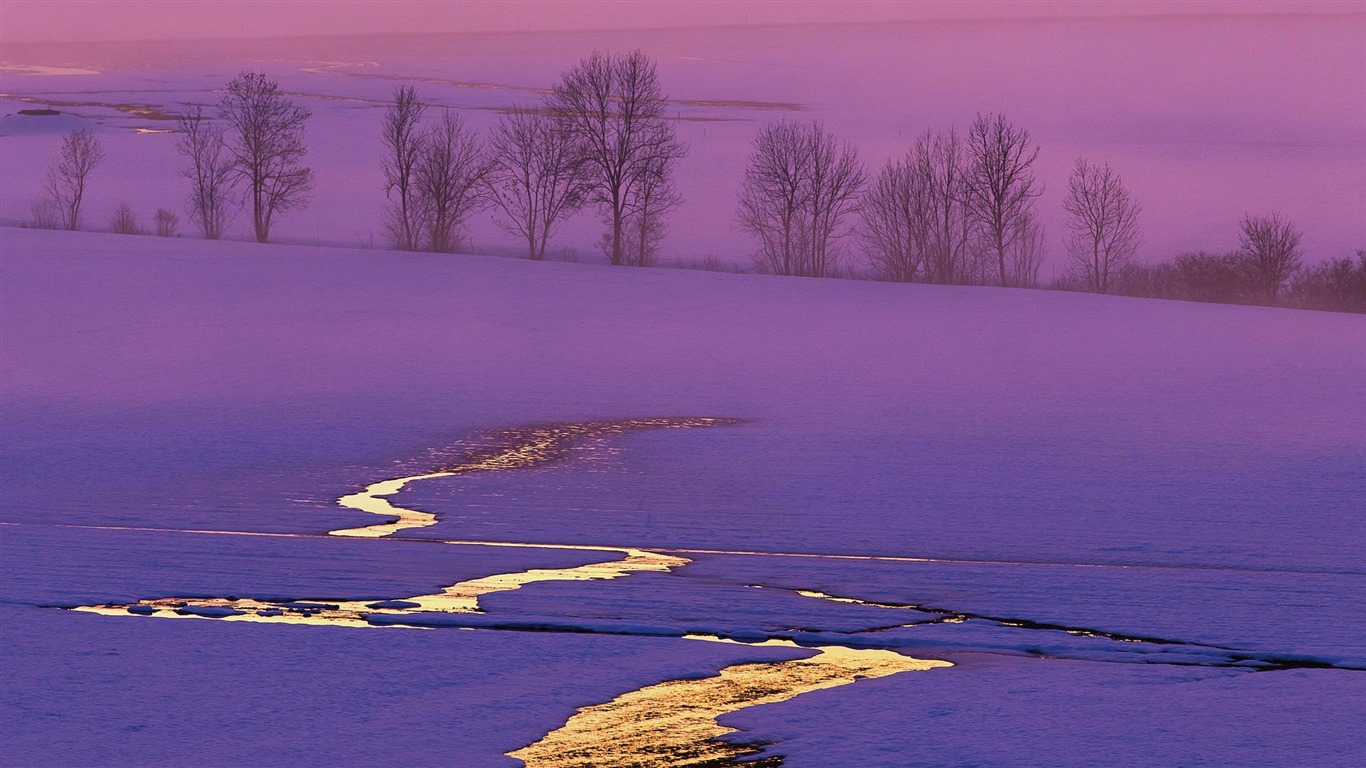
[69,417,954,765]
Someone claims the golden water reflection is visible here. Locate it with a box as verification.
[328,417,737,538]
[75,546,690,625]
[509,635,952,767]
[74,419,734,624]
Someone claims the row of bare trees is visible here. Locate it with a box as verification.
[34,71,314,244]
[739,114,1049,285]
[379,50,685,264]
[24,59,1355,312]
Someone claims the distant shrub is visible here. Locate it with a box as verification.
[672,255,748,274]
[30,200,60,229]
[154,208,180,237]
[1285,251,1366,314]
[1171,251,1249,303]
[110,203,142,235]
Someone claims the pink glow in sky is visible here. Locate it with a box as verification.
[1,0,1360,43]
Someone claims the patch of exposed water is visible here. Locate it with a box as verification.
[508,635,950,768]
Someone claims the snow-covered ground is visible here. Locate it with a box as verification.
[2,226,1363,766]
[2,13,1363,765]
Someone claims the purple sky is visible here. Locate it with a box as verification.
[2,0,1360,43]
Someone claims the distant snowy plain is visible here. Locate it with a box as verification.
[2,15,1364,766]
[2,227,1363,766]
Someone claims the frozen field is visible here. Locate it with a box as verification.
[3,11,1365,766]
[2,227,1364,766]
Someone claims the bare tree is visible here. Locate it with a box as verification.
[381,85,427,251]
[965,112,1042,287]
[1063,157,1141,294]
[738,120,864,278]
[218,71,313,243]
[155,208,180,237]
[414,111,490,253]
[860,129,972,284]
[548,50,687,266]
[110,203,141,234]
[43,127,105,230]
[176,105,235,240]
[1239,212,1303,302]
[486,108,590,260]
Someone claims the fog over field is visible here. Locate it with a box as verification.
[1,4,1363,767]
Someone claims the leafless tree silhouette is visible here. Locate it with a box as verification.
[381,85,427,251]
[414,111,490,253]
[486,108,590,261]
[738,120,864,277]
[965,112,1042,287]
[1239,212,1303,302]
[219,72,313,243]
[548,50,686,266]
[1063,157,1141,294]
[44,127,104,231]
[860,129,972,283]
[177,105,235,240]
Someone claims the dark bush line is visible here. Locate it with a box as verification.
[1052,249,1366,314]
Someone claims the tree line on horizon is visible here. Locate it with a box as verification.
[25,56,1365,314]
